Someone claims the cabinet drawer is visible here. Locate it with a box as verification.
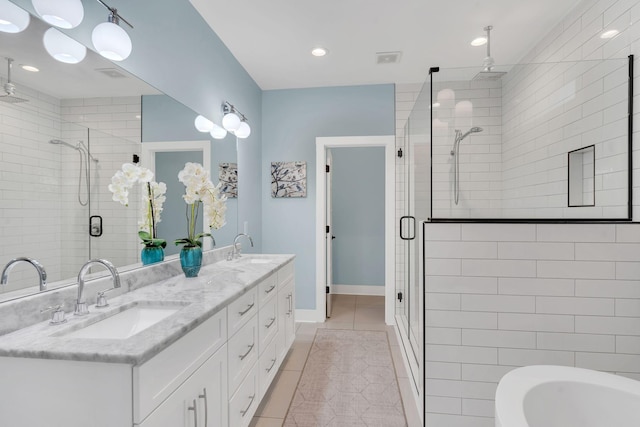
[259,336,279,400]
[134,308,227,423]
[229,362,259,427]
[257,273,277,307]
[258,296,278,353]
[227,314,258,394]
[227,287,258,337]
[278,261,294,285]
[137,346,228,427]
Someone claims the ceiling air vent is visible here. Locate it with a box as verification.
[96,68,128,78]
[376,51,402,65]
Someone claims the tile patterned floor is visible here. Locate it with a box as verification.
[250,295,422,427]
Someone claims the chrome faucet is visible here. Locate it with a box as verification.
[75,259,120,316]
[229,233,254,260]
[1,257,47,291]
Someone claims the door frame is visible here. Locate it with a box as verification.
[140,140,214,251]
[315,135,396,324]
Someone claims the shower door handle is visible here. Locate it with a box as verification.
[400,216,415,240]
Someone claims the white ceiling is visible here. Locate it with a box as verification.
[190,0,583,90]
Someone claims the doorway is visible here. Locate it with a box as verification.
[140,141,213,252]
[315,135,395,324]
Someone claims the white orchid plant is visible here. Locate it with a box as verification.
[175,162,227,248]
[108,163,167,249]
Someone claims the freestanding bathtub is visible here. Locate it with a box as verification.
[495,365,640,427]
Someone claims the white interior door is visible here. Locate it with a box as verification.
[326,149,334,318]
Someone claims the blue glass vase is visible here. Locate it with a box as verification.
[141,246,164,265]
[180,246,202,277]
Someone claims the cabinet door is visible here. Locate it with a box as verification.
[138,346,228,427]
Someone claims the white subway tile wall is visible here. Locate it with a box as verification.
[425,222,640,426]
[0,90,141,293]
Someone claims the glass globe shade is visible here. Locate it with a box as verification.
[0,0,30,33]
[222,112,241,131]
[92,22,132,61]
[194,115,214,132]
[235,121,251,139]
[43,27,86,64]
[210,124,228,139]
[32,0,83,29]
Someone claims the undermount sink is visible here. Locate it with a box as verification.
[60,302,186,340]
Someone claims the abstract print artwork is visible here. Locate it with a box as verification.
[271,161,307,198]
[218,162,238,198]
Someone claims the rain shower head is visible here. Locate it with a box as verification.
[472,26,507,81]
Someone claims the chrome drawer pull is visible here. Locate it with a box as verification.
[264,284,276,294]
[240,394,255,417]
[239,343,254,360]
[238,302,255,316]
[265,317,276,329]
[188,399,198,427]
[198,388,208,427]
[266,358,277,373]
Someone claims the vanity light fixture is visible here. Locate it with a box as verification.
[92,0,133,62]
[222,101,251,139]
[43,27,87,64]
[32,0,84,29]
[0,0,30,33]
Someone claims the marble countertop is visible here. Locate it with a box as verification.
[0,254,294,365]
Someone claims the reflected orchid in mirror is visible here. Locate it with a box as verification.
[108,163,167,248]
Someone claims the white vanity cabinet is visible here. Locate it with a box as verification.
[0,257,295,427]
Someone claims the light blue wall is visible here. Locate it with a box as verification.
[10,0,263,253]
[331,147,385,287]
[262,85,395,310]
[141,95,238,248]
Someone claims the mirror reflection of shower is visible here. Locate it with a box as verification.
[49,139,98,206]
[450,127,483,205]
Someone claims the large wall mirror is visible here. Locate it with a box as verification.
[0,4,238,302]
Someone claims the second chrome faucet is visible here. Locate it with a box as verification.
[74,259,121,316]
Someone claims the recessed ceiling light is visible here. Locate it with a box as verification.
[311,47,328,57]
[471,36,487,46]
[601,29,619,39]
[21,64,39,72]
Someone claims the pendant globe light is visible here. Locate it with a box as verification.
[32,0,83,29]
[43,27,86,64]
[235,121,251,139]
[194,115,214,132]
[222,111,241,132]
[92,3,134,62]
[210,124,228,139]
[0,0,30,33]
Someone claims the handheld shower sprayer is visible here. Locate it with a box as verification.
[451,127,483,205]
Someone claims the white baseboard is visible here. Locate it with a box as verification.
[295,309,324,323]
[332,284,385,296]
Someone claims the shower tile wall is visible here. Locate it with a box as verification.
[60,97,142,275]
[431,80,502,218]
[424,223,640,427]
[0,90,141,295]
[0,87,63,292]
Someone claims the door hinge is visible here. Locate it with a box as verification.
[397,148,403,158]
[132,154,140,163]
[326,286,329,294]
[326,225,330,233]
[326,164,330,173]
[397,292,403,302]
